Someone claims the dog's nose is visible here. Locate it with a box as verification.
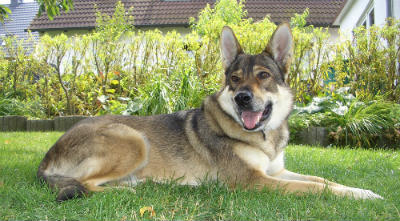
[234,91,253,107]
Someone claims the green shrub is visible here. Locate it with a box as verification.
[0,97,26,116]
[289,88,400,148]
[0,33,38,99]
[333,18,400,102]
[331,100,400,148]
[0,96,45,118]
[0,0,399,128]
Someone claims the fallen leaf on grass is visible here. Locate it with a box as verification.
[4,140,10,144]
[0,180,3,187]
[140,206,156,217]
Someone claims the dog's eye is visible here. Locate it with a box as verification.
[257,72,270,80]
[231,75,241,83]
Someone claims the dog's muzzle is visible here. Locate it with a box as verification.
[234,91,273,130]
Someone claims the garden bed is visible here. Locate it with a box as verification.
[1,114,399,148]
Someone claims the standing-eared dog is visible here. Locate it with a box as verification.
[37,24,383,201]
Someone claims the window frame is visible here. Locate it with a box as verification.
[356,0,375,28]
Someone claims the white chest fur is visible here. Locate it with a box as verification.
[233,145,285,176]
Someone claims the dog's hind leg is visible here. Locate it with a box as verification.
[38,123,150,201]
[77,123,150,194]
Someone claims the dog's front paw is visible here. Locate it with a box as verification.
[343,187,384,200]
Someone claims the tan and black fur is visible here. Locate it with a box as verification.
[37,24,383,202]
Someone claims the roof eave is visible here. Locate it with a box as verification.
[28,22,338,32]
[312,24,340,28]
[27,26,96,32]
[27,23,189,32]
[135,23,189,28]
[333,0,352,26]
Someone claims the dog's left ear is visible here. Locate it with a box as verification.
[265,23,293,79]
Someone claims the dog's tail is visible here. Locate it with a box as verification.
[37,162,87,202]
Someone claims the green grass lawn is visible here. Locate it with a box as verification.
[0,132,399,220]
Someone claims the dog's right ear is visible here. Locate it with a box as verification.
[220,26,243,69]
[265,23,293,78]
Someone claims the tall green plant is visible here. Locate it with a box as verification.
[92,1,133,95]
[333,100,399,147]
[289,9,331,103]
[67,35,91,115]
[38,34,74,115]
[1,34,36,98]
[0,49,8,96]
[190,0,246,41]
[334,19,400,102]
[2,0,399,120]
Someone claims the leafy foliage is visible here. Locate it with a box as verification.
[0,5,11,24]
[190,0,247,41]
[36,0,74,20]
[332,100,400,148]
[289,88,400,148]
[0,96,44,117]
[0,0,399,148]
[333,18,400,102]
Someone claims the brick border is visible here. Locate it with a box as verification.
[0,116,90,132]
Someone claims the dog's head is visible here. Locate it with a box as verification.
[217,24,294,132]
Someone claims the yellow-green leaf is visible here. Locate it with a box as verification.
[106,89,116,94]
[139,206,155,217]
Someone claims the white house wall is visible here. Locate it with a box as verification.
[328,28,340,43]
[137,26,191,36]
[336,0,399,38]
[394,0,400,19]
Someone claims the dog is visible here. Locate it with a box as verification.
[37,24,383,202]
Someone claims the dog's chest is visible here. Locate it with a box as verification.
[233,143,284,176]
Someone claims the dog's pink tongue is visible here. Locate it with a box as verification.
[241,111,263,129]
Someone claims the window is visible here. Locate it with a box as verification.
[358,7,375,28]
[386,0,393,18]
[368,9,374,25]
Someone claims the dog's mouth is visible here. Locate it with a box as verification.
[240,102,273,130]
